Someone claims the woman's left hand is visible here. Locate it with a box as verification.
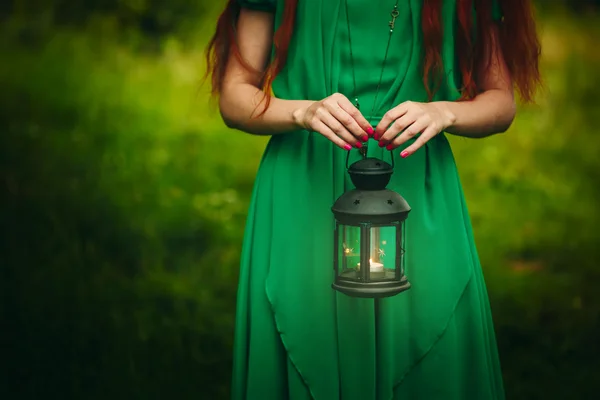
[373,101,456,158]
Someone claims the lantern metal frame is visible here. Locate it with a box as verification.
[331,151,411,298]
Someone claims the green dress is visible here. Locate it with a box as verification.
[232,0,505,399]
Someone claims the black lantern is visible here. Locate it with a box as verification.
[332,153,411,298]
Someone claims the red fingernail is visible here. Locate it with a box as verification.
[378,141,386,148]
[366,127,374,135]
[344,144,352,151]
[386,144,394,151]
[362,135,369,142]
[374,134,380,140]
[355,142,362,148]
[401,151,409,158]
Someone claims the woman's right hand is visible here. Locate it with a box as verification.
[292,93,374,150]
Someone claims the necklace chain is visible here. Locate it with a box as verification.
[344,0,400,156]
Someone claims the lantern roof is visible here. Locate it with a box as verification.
[332,188,410,224]
[333,156,411,224]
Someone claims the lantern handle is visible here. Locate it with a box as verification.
[345,150,350,170]
[346,149,355,170]
[389,149,395,169]
[345,146,368,170]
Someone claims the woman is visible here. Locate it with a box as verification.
[206,0,541,399]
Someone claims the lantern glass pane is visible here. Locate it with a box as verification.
[370,225,397,281]
[338,224,361,281]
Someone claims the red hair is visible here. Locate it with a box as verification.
[205,0,541,114]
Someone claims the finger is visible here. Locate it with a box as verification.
[336,97,373,137]
[374,101,412,139]
[400,125,439,158]
[328,103,369,142]
[319,111,362,148]
[312,119,353,150]
[385,117,430,150]
[377,114,417,146]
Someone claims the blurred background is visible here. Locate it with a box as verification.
[1,0,599,399]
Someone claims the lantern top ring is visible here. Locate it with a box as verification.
[345,148,395,170]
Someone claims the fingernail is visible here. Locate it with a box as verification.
[374,134,380,140]
[355,142,362,148]
[366,127,374,135]
[362,135,369,142]
[344,144,352,151]
[378,141,386,148]
[401,151,409,158]
[386,144,394,151]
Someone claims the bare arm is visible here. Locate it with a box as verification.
[218,9,372,149]
[374,24,517,156]
[438,24,516,138]
[219,10,311,135]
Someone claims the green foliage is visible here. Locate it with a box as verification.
[3,0,218,47]
[0,28,266,399]
[449,14,600,398]
[1,6,599,400]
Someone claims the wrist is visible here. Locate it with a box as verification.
[292,101,314,130]
[435,101,457,130]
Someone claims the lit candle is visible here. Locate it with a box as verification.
[357,259,385,279]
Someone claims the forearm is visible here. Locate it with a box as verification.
[219,83,314,135]
[438,89,517,138]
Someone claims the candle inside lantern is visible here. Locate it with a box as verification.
[357,259,385,279]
